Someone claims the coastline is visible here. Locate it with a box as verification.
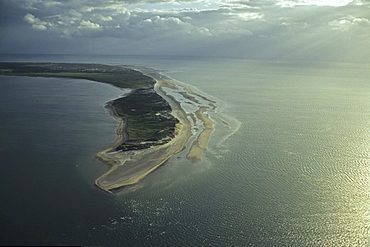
[94,69,216,192]
[0,62,216,193]
[94,73,192,192]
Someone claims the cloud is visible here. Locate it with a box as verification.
[139,16,191,30]
[1,0,370,61]
[17,1,217,39]
[349,0,370,5]
[15,0,343,40]
[280,0,353,6]
[353,17,370,26]
[78,20,102,29]
[329,16,370,31]
[137,14,213,36]
[23,13,50,30]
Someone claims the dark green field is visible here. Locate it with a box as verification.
[0,62,178,151]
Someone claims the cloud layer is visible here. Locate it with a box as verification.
[1,0,370,61]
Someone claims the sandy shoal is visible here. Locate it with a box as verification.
[186,107,214,162]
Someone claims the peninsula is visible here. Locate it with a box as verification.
[0,62,215,193]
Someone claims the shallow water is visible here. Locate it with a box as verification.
[0,55,369,246]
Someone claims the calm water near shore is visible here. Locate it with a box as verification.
[0,55,369,246]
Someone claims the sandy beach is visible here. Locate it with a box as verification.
[95,69,215,192]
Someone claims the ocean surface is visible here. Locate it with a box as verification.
[0,55,369,246]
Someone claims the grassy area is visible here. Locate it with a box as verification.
[112,87,178,150]
[0,62,154,89]
[0,62,178,151]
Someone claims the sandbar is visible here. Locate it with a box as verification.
[186,107,214,162]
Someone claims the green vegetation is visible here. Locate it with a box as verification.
[112,87,178,151]
[0,62,178,151]
[0,62,154,89]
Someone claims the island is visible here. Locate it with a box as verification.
[0,62,215,193]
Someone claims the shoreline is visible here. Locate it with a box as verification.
[94,73,193,192]
[94,69,216,192]
[0,62,216,193]
[139,67,215,162]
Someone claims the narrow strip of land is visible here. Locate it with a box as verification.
[0,62,215,193]
[94,78,192,192]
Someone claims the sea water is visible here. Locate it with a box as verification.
[0,55,369,246]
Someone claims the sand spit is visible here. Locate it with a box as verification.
[94,80,191,192]
[95,68,215,192]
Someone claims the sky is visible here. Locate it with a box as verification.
[1,0,370,62]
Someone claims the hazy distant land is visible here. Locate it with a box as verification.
[0,62,214,192]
